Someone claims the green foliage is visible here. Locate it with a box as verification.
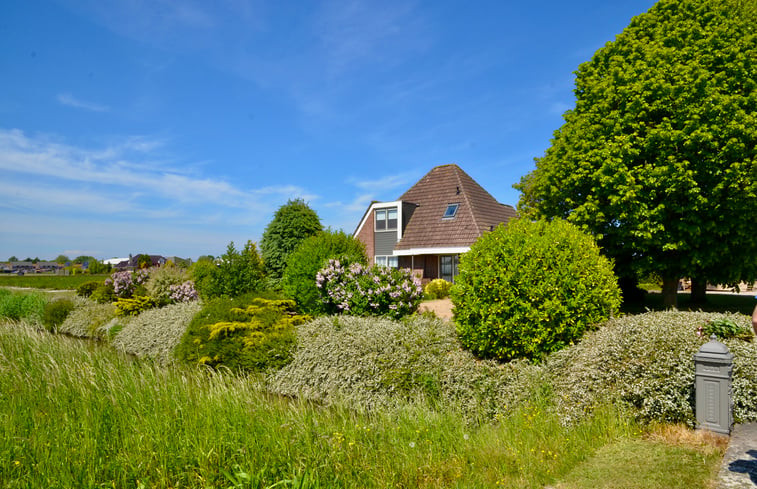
[260,198,323,282]
[114,296,157,316]
[76,280,102,298]
[0,289,47,323]
[268,315,543,422]
[111,301,202,364]
[516,0,757,305]
[58,300,119,338]
[90,283,115,304]
[175,295,306,372]
[145,264,189,304]
[698,318,754,341]
[547,310,757,425]
[281,230,367,314]
[191,241,266,299]
[452,219,621,362]
[54,254,70,264]
[41,299,75,332]
[424,279,452,300]
[136,254,153,269]
[86,259,111,275]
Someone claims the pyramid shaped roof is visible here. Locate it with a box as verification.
[394,164,517,251]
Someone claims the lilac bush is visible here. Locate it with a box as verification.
[316,259,423,319]
[105,271,135,298]
[169,281,199,303]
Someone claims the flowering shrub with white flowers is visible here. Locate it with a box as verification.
[315,260,423,319]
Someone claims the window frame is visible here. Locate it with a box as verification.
[443,203,459,219]
[375,207,398,231]
[375,255,398,268]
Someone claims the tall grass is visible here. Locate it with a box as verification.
[0,289,47,322]
[0,321,645,489]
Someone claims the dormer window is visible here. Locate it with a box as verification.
[375,207,398,231]
[443,203,459,219]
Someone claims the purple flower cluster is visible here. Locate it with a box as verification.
[169,280,199,303]
[106,270,136,298]
[316,259,423,319]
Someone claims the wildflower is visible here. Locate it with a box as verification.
[409,442,415,448]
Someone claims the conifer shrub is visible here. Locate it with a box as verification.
[41,299,75,332]
[424,279,452,300]
[175,294,307,372]
[452,218,621,362]
[114,296,156,316]
[281,230,367,314]
[191,241,266,299]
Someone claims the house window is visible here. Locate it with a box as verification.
[443,203,459,219]
[375,207,398,231]
[440,255,459,282]
[375,255,398,268]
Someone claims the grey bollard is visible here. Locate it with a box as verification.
[693,334,734,435]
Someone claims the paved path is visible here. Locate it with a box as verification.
[719,423,757,488]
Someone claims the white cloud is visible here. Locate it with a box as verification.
[0,128,318,231]
[56,93,110,112]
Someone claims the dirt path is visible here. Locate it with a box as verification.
[418,299,453,320]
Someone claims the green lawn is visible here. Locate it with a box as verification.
[0,274,107,290]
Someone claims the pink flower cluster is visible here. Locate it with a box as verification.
[169,281,199,303]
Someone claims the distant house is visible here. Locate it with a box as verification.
[353,164,517,283]
[114,254,167,271]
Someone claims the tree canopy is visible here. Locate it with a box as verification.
[516,0,757,306]
[260,198,323,282]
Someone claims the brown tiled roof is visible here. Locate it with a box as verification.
[394,164,517,250]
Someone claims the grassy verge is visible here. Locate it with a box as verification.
[1,321,720,489]
[0,274,108,290]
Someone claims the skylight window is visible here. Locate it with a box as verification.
[443,203,459,219]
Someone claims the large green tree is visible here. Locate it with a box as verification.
[281,229,367,314]
[260,199,322,283]
[516,0,757,307]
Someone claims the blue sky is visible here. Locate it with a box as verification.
[1,0,656,261]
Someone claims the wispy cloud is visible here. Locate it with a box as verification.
[0,128,315,223]
[56,93,110,112]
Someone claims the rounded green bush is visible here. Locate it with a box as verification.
[90,283,115,304]
[452,218,621,362]
[144,264,188,304]
[76,280,102,298]
[41,299,75,332]
[424,279,452,300]
[281,230,367,314]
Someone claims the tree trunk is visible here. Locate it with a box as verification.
[690,277,707,304]
[661,275,679,308]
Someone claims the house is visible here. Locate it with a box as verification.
[353,164,517,283]
[114,254,167,271]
